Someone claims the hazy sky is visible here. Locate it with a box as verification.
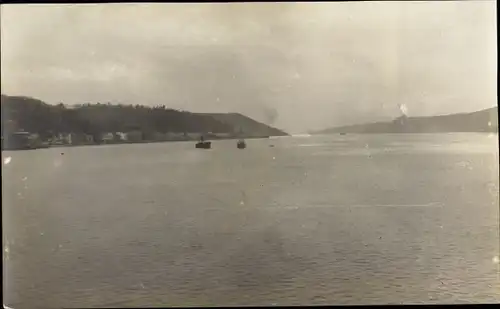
[1,2,497,133]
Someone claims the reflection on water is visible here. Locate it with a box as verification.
[2,134,499,307]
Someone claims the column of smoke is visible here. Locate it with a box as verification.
[263,106,278,125]
[396,103,409,125]
[398,103,408,117]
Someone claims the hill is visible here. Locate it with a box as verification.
[312,107,498,134]
[1,94,288,142]
[199,113,288,137]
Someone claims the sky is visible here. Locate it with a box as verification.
[1,1,497,133]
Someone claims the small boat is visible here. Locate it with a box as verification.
[195,141,211,149]
[237,139,246,149]
[195,136,211,149]
[340,132,347,136]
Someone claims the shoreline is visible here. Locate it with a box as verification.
[2,135,277,151]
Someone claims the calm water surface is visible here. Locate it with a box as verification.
[3,134,500,307]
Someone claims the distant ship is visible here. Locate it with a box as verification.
[236,127,246,149]
[237,139,246,149]
[195,136,211,149]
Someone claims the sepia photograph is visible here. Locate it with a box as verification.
[1,1,498,307]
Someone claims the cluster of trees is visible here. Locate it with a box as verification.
[1,95,233,140]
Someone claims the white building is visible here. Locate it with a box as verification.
[115,132,127,141]
[101,132,114,142]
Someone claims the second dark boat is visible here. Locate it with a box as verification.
[237,139,246,149]
[195,141,211,149]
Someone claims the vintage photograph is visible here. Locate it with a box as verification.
[2,1,498,307]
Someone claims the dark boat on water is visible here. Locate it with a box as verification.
[195,136,211,149]
[196,141,211,149]
[237,139,246,149]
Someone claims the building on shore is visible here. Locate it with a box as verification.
[126,131,143,142]
[84,134,94,144]
[48,133,94,145]
[153,132,167,141]
[2,131,34,150]
[165,132,185,141]
[185,133,201,140]
[51,133,69,145]
[115,132,127,141]
[67,133,82,145]
[214,132,233,139]
[101,132,115,144]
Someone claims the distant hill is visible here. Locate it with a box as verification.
[200,113,288,137]
[1,94,288,140]
[312,107,498,134]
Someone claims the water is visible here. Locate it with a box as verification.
[3,133,499,307]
